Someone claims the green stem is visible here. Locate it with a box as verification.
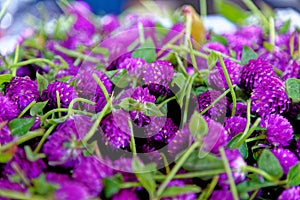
[0,189,37,200]
[233,117,261,148]
[184,13,192,50]
[10,58,60,71]
[246,134,266,143]
[12,44,20,76]
[160,153,170,174]
[156,141,200,197]
[154,169,225,181]
[82,98,112,144]
[203,48,241,64]
[120,182,142,189]
[219,55,236,116]
[167,44,208,60]
[93,73,110,101]
[33,124,57,154]
[241,0,269,28]
[200,0,207,18]
[128,118,136,155]
[67,98,95,115]
[138,22,145,44]
[18,101,36,118]
[269,17,275,47]
[242,165,276,182]
[188,39,198,73]
[56,91,62,118]
[290,33,295,58]
[249,189,259,200]
[220,147,239,200]
[0,129,45,152]
[54,45,100,63]
[174,53,189,77]
[198,175,219,200]
[200,86,234,115]
[0,0,11,20]
[183,73,197,124]
[158,96,176,109]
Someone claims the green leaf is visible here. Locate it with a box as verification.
[118,98,137,111]
[160,185,201,198]
[237,177,275,193]
[183,151,224,172]
[30,101,48,116]
[189,111,208,140]
[105,69,119,79]
[111,69,131,88]
[258,149,283,179]
[36,72,48,94]
[0,152,14,163]
[227,133,249,159]
[214,0,250,25]
[0,74,12,86]
[192,86,208,97]
[207,51,219,70]
[263,42,274,52]
[132,38,156,63]
[31,174,59,196]
[285,78,300,103]
[279,19,291,34]
[24,146,45,162]
[57,76,73,83]
[171,72,187,107]
[241,46,258,65]
[103,174,123,198]
[132,157,156,197]
[211,34,228,46]
[144,102,164,116]
[287,162,300,187]
[8,117,35,137]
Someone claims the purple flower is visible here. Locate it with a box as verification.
[239,58,276,92]
[270,148,298,174]
[161,180,197,200]
[55,182,90,200]
[4,148,46,180]
[112,189,139,200]
[282,60,300,81]
[275,32,298,54]
[43,115,92,167]
[45,172,71,185]
[0,96,20,121]
[101,14,120,35]
[0,122,13,145]
[260,114,293,147]
[208,58,242,90]
[278,186,300,200]
[113,158,136,182]
[41,81,77,109]
[218,149,246,188]
[259,48,290,72]
[5,76,39,110]
[0,179,27,200]
[117,57,147,79]
[72,156,113,197]
[225,34,253,59]
[161,23,185,45]
[168,125,191,157]
[99,110,131,150]
[236,26,263,46]
[210,190,233,200]
[203,42,229,55]
[230,102,247,118]
[224,116,247,140]
[197,90,228,121]
[251,76,290,116]
[202,118,228,154]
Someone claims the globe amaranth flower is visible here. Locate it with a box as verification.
[0,179,27,200]
[208,58,242,90]
[197,90,228,121]
[0,122,13,145]
[5,76,39,110]
[168,125,191,158]
[224,116,247,140]
[101,14,120,35]
[259,48,290,72]
[41,81,77,109]
[251,76,290,116]
[282,59,300,81]
[117,57,147,79]
[112,158,136,182]
[210,190,233,200]
[4,148,46,180]
[236,26,263,46]
[72,156,113,197]
[43,115,92,167]
[201,118,228,154]
[225,34,254,59]
[260,114,293,147]
[275,32,298,54]
[203,42,229,55]
[278,186,300,200]
[218,149,246,188]
[112,189,139,200]
[55,182,91,200]
[99,109,131,150]
[230,102,247,118]
[270,148,298,174]
[0,96,20,121]
[239,58,276,92]
[161,180,196,200]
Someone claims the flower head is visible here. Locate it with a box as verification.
[0,179,27,200]
[55,182,90,200]
[0,122,13,145]
[259,48,290,72]
[0,96,20,121]
[101,14,120,35]
[224,116,247,140]
[168,125,191,157]
[117,57,147,79]
[278,186,300,200]
[203,42,229,55]
[210,190,233,200]
[112,189,139,200]
[282,60,300,81]
[270,148,298,174]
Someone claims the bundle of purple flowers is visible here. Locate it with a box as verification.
[1,1,300,200]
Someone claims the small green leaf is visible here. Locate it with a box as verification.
[189,111,208,140]
[227,133,249,159]
[111,69,131,88]
[24,146,45,162]
[144,102,164,116]
[287,162,300,187]
[0,74,12,86]
[214,0,250,25]
[36,72,49,94]
[211,34,228,46]
[57,76,73,83]
[30,101,48,116]
[237,176,276,193]
[241,46,258,65]
[183,151,224,172]
[285,78,300,103]
[31,174,59,196]
[207,51,219,70]
[118,98,137,111]
[0,152,14,163]
[160,185,201,198]
[258,149,283,179]
[103,174,123,198]
[132,38,156,63]
[171,72,187,107]
[263,42,274,52]
[105,69,119,79]
[192,86,208,97]
[8,117,35,136]
[279,19,291,34]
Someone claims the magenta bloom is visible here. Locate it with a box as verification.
[282,60,300,81]
[203,42,229,55]
[0,122,13,145]
[278,186,300,200]
[224,116,247,140]
[117,57,147,79]
[259,48,290,72]
[168,125,191,157]
[0,96,20,121]
[112,189,139,200]
[101,14,120,35]
[270,148,298,174]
